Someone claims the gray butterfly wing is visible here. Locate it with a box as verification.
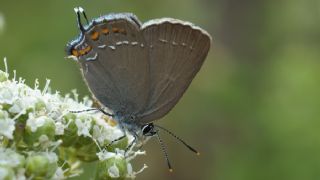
[68,14,150,115]
[138,18,211,123]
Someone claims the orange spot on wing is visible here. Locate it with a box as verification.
[102,28,109,34]
[119,28,127,35]
[85,46,92,54]
[72,49,79,57]
[79,46,92,55]
[112,27,127,35]
[79,50,85,55]
[90,31,99,41]
[112,27,120,33]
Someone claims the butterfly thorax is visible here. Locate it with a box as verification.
[114,112,142,133]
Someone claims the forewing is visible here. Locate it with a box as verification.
[69,14,150,114]
[139,18,211,123]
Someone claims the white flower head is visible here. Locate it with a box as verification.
[0,59,147,179]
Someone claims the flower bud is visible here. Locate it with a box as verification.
[0,71,8,82]
[59,113,79,147]
[25,153,58,179]
[96,157,128,179]
[34,99,46,112]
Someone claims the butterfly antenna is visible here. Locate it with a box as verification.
[79,7,89,24]
[74,7,85,32]
[155,132,173,172]
[154,124,200,155]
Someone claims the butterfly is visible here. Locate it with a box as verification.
[66,7,211,171]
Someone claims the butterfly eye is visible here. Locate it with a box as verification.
[142,123,156,136]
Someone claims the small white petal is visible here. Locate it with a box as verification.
[44,152,58,163]
[96,150,116,161]
[26,115,46,132]
[0,83,18,104]
[0,148,19,167]
[53,167,65,180]
[127,163,133,175]
[55,121,65,135]
[38,134,49,142]
[75,118,92,137]
[0,111,15,139]
[108,164,120,178]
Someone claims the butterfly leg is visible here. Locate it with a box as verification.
[105,121,127,148]
[124,133,138,156]
[69,108,99,113]
[106,135,126,147]
[69,108,114,117]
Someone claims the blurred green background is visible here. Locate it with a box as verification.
[1,0,320,179]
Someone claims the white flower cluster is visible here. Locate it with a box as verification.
[0,59,146,179]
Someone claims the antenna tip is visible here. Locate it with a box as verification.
[197,152,200,156]
[169,168,173,172]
